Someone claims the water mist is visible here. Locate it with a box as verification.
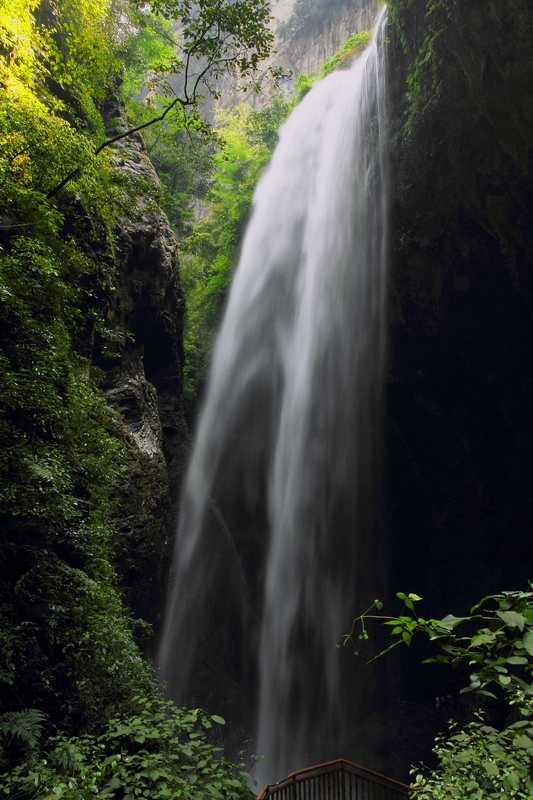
[160,8,390,786]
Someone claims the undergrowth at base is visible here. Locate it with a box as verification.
[0,700,253,800]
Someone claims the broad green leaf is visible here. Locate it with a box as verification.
[438,614,467,631]
[211,715,225,725]
[483,761,499,776]
[497,610,526,630]
[515,733,533,748]
[523,630,533,655]
[507,772,520,790]
[506,656,528,665]
[471,632,496,647]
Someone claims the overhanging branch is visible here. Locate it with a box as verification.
[47,95,188,200]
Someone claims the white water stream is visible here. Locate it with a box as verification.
[160,8,389,786]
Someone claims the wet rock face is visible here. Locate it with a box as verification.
[386,0,533,604]
[381,0,533,767]
[99,117,188,639]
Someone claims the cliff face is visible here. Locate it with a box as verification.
[100,104,189,638]
[272,0,379,78]
[382,0,533,760]
[189,0,381,117]
[387,0,533,603]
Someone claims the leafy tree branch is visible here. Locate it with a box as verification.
[343,587,533,798]
[36,0,277,198]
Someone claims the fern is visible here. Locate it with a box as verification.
[0,709,47,750]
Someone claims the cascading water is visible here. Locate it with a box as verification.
[160,7,389,786]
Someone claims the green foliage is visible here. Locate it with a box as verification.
[0,0,159,746]
[295,29,371,100]
[412,715,533,800]
[118,13,177,101]
[345,587,533,798]
[136,0,274,98]
[180,96,293,399]
[0,710,47,751]
[322,31,371,75]
[2,0,277,199]
[0,700,252,800]
[294,71,319,100]
[0,221,155,731]
[39,0,126,131]
[1,0,141,134]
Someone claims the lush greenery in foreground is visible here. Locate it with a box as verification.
[0,701,251,800]
[346,588,533,798]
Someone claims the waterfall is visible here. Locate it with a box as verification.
[160,7,389,787]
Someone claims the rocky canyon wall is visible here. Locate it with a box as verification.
[271,0,380,79]
[99,101,189,641]
[381,0,533,768]
[174,0,381,118]
[387,0,533,616]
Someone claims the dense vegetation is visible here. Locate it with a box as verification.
[1,0,155,730]
[0,701,251,800]
[0,0,273,794]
